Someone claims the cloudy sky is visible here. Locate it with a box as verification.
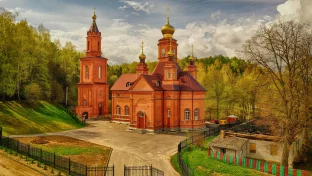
[2,0,311,64]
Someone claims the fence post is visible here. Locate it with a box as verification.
[85,164,87,176]
[53,152,55,168]
[124,165,126,176]
[0,126,2,146]
[7,136,9,148]
[17,140,19,153]
[68,158,71,175]
[27,144,30,157]
[40,148,42,162]
[113,165,114,176]
[150,164,153,176]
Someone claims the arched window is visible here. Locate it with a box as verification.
[161,48,165,57]
[98,41,100,50]
[167,71,171,79]
[173,49,176,56]
[194,109,199,120]
[167,109,171,117]
[88,41,90,51]
[125,106,129,116]
[185,109,190,120]
[100,91,102,97]
[98,66,102,79]
[116,105,120,115]
[85,66,89,79]
[83,99,87,106]
[156,81,160,87]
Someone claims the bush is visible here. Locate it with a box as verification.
[24,83,43,101]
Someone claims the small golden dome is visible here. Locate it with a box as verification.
[139,53,146,59]
[190,56,195,61]
[190,45,195,61]
[92,7,97,20]
[167,50,174,57]
[139,41,146,59]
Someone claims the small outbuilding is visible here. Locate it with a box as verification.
[209,118,304,165]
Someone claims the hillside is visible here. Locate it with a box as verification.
[0,101,84,135]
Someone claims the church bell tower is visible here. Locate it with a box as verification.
[76,9,109,118]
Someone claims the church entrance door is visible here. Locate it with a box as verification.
[137,111,145,129]
[99,103,102,115]
[167,117,170,128]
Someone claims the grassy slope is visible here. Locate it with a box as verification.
[0,101,84,135]
[171,136,270,176]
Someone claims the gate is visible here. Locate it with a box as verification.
[87,165,114,176]
[124,165,164,176]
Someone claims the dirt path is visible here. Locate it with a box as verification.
[0,154,43,176]
[12,120,186,176]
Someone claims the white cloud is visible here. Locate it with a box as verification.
[6,0,312,66]
[211,10,221,20]
[276,0,312,24]
[119,1,154,14]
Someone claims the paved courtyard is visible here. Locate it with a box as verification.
[53,120,186,176]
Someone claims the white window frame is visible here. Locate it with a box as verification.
[125,106,129,116]
[194,109,199,120]
[117,105,120,115]
[98,66,102,79]
[167,109,171,117]
[161,48,165,57]
[85,66,89,79]
[185,109,190,120]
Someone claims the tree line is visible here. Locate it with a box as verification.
[0,8,81,104]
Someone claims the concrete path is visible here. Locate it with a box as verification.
[13,121,186,176]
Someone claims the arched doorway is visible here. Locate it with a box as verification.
[137,111,145,129]
[98,103,102,115]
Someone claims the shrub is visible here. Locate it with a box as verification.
[24,83,43,101]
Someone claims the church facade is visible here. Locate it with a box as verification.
[111,10,206,132]
[76,11,109,118]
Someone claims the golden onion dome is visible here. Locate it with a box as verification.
[139,53,146,59]
[161,20,175,38]
[161,7,175,38]
[139,41,146,59]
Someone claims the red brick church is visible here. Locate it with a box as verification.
[111,9,206,132]
[76,11,109,118]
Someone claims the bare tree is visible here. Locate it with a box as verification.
[242,21,312,167]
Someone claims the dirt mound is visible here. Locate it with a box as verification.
[30,137,49,144]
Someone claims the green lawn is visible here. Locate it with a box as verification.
[171,136,270,176]
[0,101,84,135]
[38,145,108,156]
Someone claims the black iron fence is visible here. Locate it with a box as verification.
[0,135,114,176]
[124,165,164,176]
[177,127,221,176]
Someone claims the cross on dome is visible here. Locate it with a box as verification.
[166,6,170,21]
